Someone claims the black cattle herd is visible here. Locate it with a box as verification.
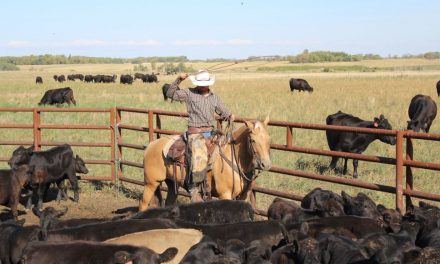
[0,75,438,263]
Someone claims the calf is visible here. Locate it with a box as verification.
[326,111,396,178]
[20,241,178,264]
[267,197,299,221]
[0,165,33,220]
[407,94,437,133]
[35,76,43,84]
[0,220,42,264]
[342,191,384,224]
[301,188,345,217]
[102,74,117,83]
[38,87,76,106]
[289,78,313,93]
[53,75,57,81]
[8,144,80,210]
[377,204,402,233]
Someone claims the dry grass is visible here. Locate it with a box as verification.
[0,59,439,210]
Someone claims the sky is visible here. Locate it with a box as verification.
[0,0,439,59]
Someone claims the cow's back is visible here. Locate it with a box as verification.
[30,144,74,176]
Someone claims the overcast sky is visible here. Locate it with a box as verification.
[1,0,439,59]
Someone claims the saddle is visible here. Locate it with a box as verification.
[162,133,223,188]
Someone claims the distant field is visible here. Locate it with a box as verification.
[0,59,439,210]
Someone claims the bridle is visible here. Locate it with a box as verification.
[218,122,263,183]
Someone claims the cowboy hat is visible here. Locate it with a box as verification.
[190,70,215,86]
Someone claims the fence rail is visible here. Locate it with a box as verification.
[1,107,439,214]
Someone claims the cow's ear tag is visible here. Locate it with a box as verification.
[373,122,379,127]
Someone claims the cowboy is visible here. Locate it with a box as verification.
[166,70,235,201]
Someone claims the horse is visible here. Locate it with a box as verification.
[139,117,272,211]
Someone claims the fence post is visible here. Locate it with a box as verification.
[116,109,123,181]
[286,126,293,147]
[156,114,161,139]
[33,108,41,150]
[395,131,404,212]
[405,136,414,210]
[148,110,154,142]
[110,108,116,184]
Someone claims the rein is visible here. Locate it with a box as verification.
[218,122,258,183]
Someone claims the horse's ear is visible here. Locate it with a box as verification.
[263,115,270,127]
[244,120,254,130]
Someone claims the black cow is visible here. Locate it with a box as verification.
[407,94,437,133]
[53,75,58,81]
[142,74,158,83]
[93,74,102,83]
[0,165,33,220]
[289,78,313,93]
[20,241,178,264]
[132,200,254,225]
[102,74,117,83]
[56,75,65,83]
[84,75,93,82]
[35,76,43,84]
[134,72,145,80]
[44,218,177,242]
[38,87,76,106]
[326,111,396,178]
[162,83,170,101]
[120,74,133,84]
[67,74,75,81]
[8,144,80,210]
[437,80,440,97]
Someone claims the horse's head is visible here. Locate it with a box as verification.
[244,116,272,171]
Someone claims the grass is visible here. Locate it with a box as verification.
[0,59,439,211]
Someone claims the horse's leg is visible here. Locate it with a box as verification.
[139,181,160,211]
[164,179,178,206]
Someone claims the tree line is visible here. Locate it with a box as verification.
[0,55,189,66]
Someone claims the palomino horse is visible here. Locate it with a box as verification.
[139,117,272,211]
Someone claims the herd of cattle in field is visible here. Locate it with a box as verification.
[2,181,440,263]
[35,73,159,85]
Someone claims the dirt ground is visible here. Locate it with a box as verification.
[0,182,146,225]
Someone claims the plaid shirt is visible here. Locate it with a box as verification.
[166,77,231,128]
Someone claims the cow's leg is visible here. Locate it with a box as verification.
[37,183,46,210]
[10,196,19,221]
[343,158,348,175]
[55,180,68,202]
[353,159,359,178]
[66,172,79,203]
[329,156,339,171]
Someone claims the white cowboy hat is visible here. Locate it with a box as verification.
[190,70,215,86]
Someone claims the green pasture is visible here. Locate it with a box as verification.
[0,59,439,210]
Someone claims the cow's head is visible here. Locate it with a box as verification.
[8,145,33,169]
[374,114,396,145]
[377,204,402,233]
[75,155,89,174]
[342,191,384,225]
[407,118,428,133]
